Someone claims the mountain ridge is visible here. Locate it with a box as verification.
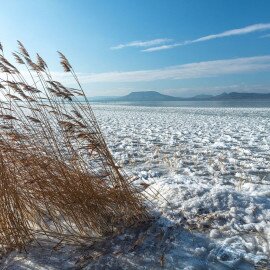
[89,90,270,102]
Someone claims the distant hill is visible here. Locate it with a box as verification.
[212,92,270,100]
[117,91,185,101]
[89,91,270,102]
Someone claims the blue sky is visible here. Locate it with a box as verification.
[1,0,270,97]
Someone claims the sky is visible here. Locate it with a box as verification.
[0,0,270,97]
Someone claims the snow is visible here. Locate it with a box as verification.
[1,104,270,269]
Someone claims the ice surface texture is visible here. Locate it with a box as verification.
[2,104,270,269]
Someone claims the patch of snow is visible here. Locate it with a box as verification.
[1,105,270,269]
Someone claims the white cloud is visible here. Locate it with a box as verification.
[143,23,270,52]
[144,43,183,52]
[2,56,269,88]
[110,38,172,50]
[51,55,270,84]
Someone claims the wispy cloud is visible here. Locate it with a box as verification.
[53,55,270,84]
[144,23,270,52]
[110,38,172,50]
[143,43,183,52]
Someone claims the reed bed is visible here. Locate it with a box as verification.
[0,41,147,251]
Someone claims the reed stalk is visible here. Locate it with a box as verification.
[0,41,148,251]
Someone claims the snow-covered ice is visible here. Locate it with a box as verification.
[1,104,270,269]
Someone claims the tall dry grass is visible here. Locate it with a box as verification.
[0,41,147,251]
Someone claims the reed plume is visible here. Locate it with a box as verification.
[0,41,147,251]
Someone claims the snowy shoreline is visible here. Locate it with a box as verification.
[95,105,270,269]
[2,104,270,269]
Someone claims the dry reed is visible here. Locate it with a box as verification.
[0,41,148,251]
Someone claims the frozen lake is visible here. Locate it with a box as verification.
[3,103,270,269]
[94,104,270,187]
[93,104,270,269]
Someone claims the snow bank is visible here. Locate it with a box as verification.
[1,105,270,269]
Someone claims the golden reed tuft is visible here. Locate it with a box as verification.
[0,41,148,251]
